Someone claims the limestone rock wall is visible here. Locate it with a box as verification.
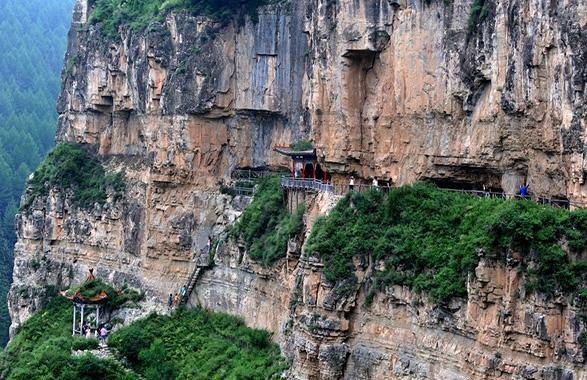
[305,0,587,201]
[8,0,587,379]
[193,192,586,379]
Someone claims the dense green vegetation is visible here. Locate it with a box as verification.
[0,297,136,380]
[231,176,305,266]
[2,281,285,379]
[22,143,125,210]
[305,183,587,304]
[109,307,287,379]
[64,279,144,309]
[0,0,74,346]
[88,0,283,39]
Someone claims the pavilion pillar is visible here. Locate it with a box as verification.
[80,304,85,334]
[72,305,76,336]
[96,306,100,331]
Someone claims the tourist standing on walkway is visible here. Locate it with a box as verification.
[167,293,173,310]
[372,177,378,189]
[173,292,180,308]
[99,325,108,347]
[482,184,487,197]
[349,176,355,191]
[180,286,186,299]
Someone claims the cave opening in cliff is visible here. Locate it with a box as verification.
[430,178,477,191]
[429,177,503,193]
[423,165,505,193]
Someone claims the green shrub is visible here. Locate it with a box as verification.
[292,140,314,151]
[88,0,283,39]
[305,183,587,304]
[71,337,100,351]
[139,339,178,380]
[0,297,136,380]
[231,176,304,266]
[67,353,137,380]
[22,143,125,211]
[109,307,287,379]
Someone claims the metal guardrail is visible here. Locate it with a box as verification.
[233,186,255,196]
[442,188,574,208]
[280,177,583,209]
[232,169,288,180]
[281,177,334,193]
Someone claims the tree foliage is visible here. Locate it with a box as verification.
[88,0,283,39]
[0,297,136,380]
[231,177,305,266]
[109,307,287,379]
[22,143,126,210]
[305,183,587,304]
[0,0,74,346]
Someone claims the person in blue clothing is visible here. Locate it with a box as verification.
[519,183,529,199]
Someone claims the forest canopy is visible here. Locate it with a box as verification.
[0,0,73,346]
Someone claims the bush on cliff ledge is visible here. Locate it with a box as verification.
[305,183,587,304]
[88,0,283,39]
[231,176,305,266]
[22,143,125,211]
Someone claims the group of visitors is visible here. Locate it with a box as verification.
[167,286,187,310]
[80,323,109,346]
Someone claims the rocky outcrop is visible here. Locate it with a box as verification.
[8,0,587,379]
[194,192,586,379]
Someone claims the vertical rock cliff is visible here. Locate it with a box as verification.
[9,0,587,378]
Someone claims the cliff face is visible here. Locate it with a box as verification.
[196,198,587,379]
[306,0,587,201]
[9,0,587,379]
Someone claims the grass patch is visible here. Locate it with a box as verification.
[305,183,587,304]
[231,176,304,266]
[0,297,136,380]
[88,0,283,39]
[108,307,287,379]
[21,143,125,211]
